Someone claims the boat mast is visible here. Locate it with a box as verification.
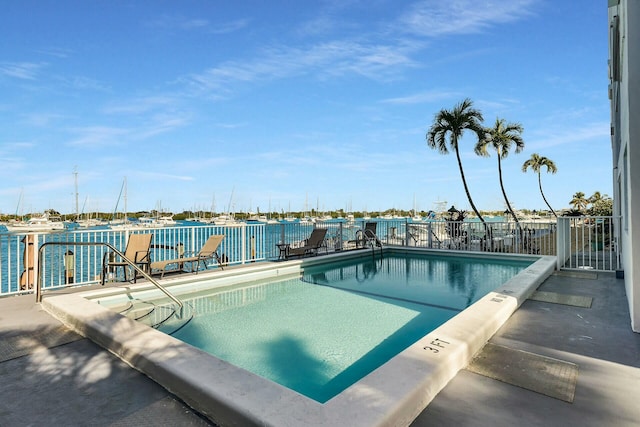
[74,166,79,220]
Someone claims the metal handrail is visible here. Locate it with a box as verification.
[36,241,183,309]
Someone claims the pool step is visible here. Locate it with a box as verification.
[112,300,194,334]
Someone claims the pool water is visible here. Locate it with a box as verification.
[161,253,532,403]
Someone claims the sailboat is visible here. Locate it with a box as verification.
[109,178,134,229]
[412,194,424,222]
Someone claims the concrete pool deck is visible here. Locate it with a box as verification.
[1,263,639,426]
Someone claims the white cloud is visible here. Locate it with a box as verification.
[137,171,194,182]
[35,47,73,59]
[103,96,177,115]
[210,19,250,34]
[148,15,209,30]
[527,121,610,149]
[147,15,248,34]
[133,115,190,140]
[0,61,46,80]
[399,0,538,37]
[381,90,462,105]
[22,112,68,127]
[183,40,417,96]
[67,126,130,147]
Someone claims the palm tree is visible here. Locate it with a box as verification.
[569,191,589,213]
[522,153,558,218]
[426,98,486,224]
[475,118,524,224]
[588,191,602,206]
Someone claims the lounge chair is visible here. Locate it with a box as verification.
[103,233,153,283]
[287,228,328,258]
[151,234,224,278]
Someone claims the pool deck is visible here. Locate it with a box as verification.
[1,268,639,426]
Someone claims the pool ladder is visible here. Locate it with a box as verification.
[35,241,184,311]
[357,229,383,259]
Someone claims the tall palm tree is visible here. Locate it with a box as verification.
[570,191,589,212]
[588,191,602,206]
[475,118,524,224]
[426,98,486,224]
[522,153,558,218]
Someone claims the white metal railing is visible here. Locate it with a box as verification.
[0,216,623,297]
[36,241,183,309]
[402,219,557,255]
[556,216,621,271]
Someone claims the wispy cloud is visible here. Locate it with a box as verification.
[0,61,46,80]
[381,90,462,105]
[67,126,130,148]
[133,115,190,140]
[22,112,68,127]
[183,40,417,96]
[398,0,538,37]
[35,47,73,59]
[148,15,209,30]
[179,1,537,100]
[210,19,250,34]
[147,15,248,34]
[1,141,36,151]
[103,96,178,115]
[528,121,610,149]
[59,75,110,92]
[213,122,248,129]
[137,171,195,182]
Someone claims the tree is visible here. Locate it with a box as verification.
[426,98,486,224]
[588,191,602,206]
[586,192,612,216]
[589,196,613,216]
[522,153,558,218]
[569,191,589,212]
[475,118,524,224]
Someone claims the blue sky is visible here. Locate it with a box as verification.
[0,0,610,216]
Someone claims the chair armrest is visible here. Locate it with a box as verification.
[133,250,150,263]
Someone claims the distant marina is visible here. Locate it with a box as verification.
[0,209,556,234]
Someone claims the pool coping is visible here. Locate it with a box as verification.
[42,248,556,426]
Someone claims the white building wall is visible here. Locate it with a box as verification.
[610,0,640,332]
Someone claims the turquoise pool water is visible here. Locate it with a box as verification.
[160,253,532,403]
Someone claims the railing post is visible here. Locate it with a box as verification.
[556,217,571,270]
[191,226,197,255]
[404,219,408,246]
[280,223,285,245]
[241,223,247,264]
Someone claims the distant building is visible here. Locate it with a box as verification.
[608,0,640,332]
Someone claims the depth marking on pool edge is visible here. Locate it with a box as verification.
[490,293,508,303]
[423,293,509,355]
[423,338,450,354]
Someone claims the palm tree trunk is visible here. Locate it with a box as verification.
[454,144,485,224]
[498,156,519,224]
[538,173,557,218]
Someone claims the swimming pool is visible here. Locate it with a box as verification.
[143,253,531,403]
[43,248,556,426]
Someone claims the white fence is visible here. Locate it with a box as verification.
[555,216,621,271]
[0,215,621,297]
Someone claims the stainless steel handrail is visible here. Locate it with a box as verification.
[36,241,183,309]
